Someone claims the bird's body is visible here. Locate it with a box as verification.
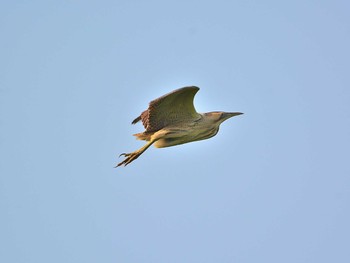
[116,86,242,167]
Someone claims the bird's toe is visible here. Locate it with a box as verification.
[119,152,131,157]
[115,152,136,167]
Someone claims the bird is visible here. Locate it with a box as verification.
[116,86,243,167]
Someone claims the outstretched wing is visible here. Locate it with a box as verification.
[132,86,201,132]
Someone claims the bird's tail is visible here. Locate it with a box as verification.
[133,132,152,141]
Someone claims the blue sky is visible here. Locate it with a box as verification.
[1,1,350,262]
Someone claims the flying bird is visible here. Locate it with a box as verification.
[116,86,243,167]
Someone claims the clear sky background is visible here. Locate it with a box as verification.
[1,1,350,262]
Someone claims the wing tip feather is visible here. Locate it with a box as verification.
[131,116,141,125]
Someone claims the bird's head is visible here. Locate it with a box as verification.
[204,111,243,124]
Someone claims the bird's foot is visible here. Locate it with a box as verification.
[119,152,131,157]
[115,151,141,167]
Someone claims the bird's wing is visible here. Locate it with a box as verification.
[133,86,201,132]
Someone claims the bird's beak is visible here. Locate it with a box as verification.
[221,112,243,121]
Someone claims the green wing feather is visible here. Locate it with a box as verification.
[132,86,201,132]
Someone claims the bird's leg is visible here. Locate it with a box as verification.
[115,140,156,167]
[115,130,172,168]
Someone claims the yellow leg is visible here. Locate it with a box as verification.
[115,129,172,168]
[115,140,155,167]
